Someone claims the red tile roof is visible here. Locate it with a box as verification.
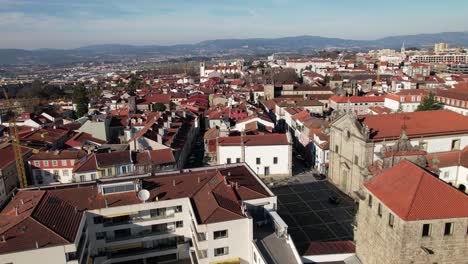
[0,145,31,170]
[134,149,175,165]
[29,150,86,161]
[95,151,132,167]
[358,110,468,141]
[217,134,289,146]
[0,165,271,254]
[364,160,468,221]
[330,95,385,103]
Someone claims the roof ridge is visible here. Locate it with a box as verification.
[404,168,426,219]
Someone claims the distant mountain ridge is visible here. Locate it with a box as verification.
[1,32,467,65]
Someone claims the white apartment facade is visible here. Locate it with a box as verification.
[216,134,292,178]
[0,165,300,264]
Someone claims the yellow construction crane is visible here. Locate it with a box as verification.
[1,84,28,188]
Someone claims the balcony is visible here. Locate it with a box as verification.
[103,213,175,227]
[106,227,176,243]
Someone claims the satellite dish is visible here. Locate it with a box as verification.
[137,189,150,203]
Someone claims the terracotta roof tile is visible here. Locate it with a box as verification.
[364,160,468,221]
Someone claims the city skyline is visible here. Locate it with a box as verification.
[1,0,467,49]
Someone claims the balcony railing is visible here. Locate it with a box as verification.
[103,213,175,227]
[106,227,175,243]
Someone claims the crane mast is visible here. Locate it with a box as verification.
[2,85,28,188]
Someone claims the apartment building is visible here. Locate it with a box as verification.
[28,150,87,185]
[329,110,468,199]
[329,95,385,115]
[216,134,293,178]
[356,160,468,264]
[0,164,301,264]
[435,88,468,116]
[409,54,468,64]
[0,144,32,205]
[384,89,428,113]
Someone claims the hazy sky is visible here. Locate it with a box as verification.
[0,0,467,49]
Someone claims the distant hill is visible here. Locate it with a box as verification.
[1,32,467,65]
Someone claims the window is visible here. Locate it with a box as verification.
[388,213,394,228]
[34,161,40,167]
[273,157,278,164]
[121,166,127,174]
[378,203,382,217]
[236,158,241,163]
[61,160,67,166]
[94,216,104,224]
[368,195,372,208]
[102,183,136,194]
[44,160,49,166]
[52,160,58,167]
[422,224,431,237]
[264,167,270,176]
[114,228,131,239]
[335,145,339,153]
[63,170,69,177]
[213,230,228,240]
[101,169,106,177]
[256,158,261,165]
[214,247,229,256]
[199,249,208,259]
[175,205,182,212]
[91,173,96,180]
[444,223,453,236]
[226,158,231,164]
[176,221,183,228]
[354,155,359,165]
[451,139,460,150]
[197,232,207,241]
[80,175,85,182]
[95,232,106,240]
[108,168,112,176]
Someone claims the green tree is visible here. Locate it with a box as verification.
[416,92,442,112]
[73,83,89,118]
[152,102,166,112]
[169,101,177,110]
[323,75,331,85]
[127,78,143,93]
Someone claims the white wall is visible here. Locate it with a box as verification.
[245,145,290,176]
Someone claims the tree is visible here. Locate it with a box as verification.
[127,78,143,93]
[323,75,331,85]
[416,92,442,112]
[169,101,177,110]
[73,83,89,118]
[152,102,166,112]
